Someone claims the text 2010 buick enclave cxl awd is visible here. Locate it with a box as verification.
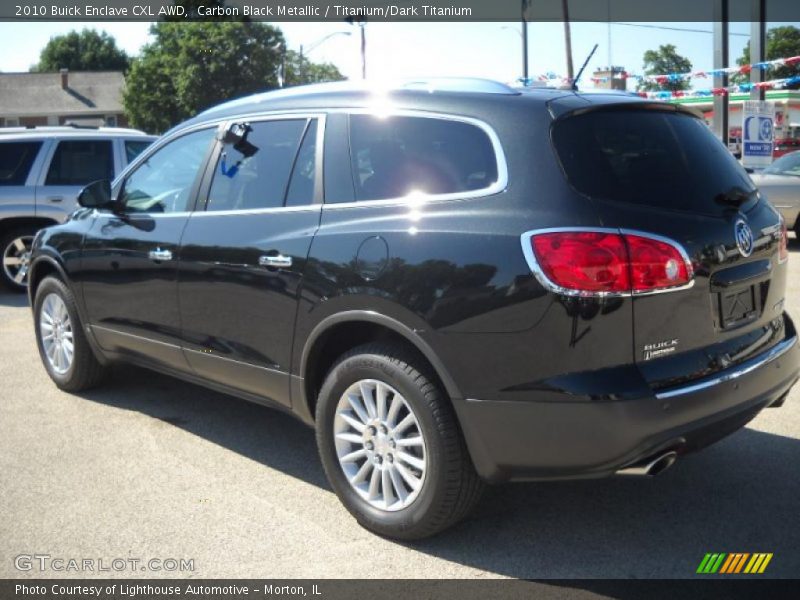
[28,79,799,539]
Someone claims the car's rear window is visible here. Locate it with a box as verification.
[0,141,42,186]
[551,109,756,214]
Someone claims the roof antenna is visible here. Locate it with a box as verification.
[573,43,599,90]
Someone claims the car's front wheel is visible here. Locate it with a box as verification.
[316,342,484,540]
[1,227,37,291]
[34,276,107,391]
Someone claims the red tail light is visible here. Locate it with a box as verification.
[779,217,789,263]
[530,232,630,293]
[523,229,693,296]
[625,234,692,291]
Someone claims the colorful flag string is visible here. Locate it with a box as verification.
[591,55,800,84]
[636,75,800,99]
[521,54,800,91]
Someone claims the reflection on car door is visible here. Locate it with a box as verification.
[177,117,323,407]
[80,127,217,372]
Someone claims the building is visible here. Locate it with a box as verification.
[591,66,628,91]
[0,70,128,128]
[670,89,800,140]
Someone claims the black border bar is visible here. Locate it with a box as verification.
[3,0,800,22]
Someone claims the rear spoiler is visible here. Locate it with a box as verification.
[546,94,700,122]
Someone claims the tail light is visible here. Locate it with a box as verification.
[522,229,693,296]
[779,217,789,263]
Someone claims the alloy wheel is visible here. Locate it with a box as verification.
[39,293,74,375]
[333,379,427,511]
[2,235,34,287]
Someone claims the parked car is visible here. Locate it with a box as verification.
[728,136,742,159]
[28,79,799,539]
[0,126,156,290]
[773,137,800,159]
[750,150,800,233]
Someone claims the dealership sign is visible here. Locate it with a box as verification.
[742,101,776,169]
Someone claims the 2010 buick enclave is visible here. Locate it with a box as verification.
[28,79,799,539]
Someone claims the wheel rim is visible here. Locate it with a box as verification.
[2,235,34,287]
[39,293,74,375]
[334,379,427,512]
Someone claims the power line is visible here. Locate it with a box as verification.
[612,22,750,37]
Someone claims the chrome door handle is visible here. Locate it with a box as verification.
[47,196,63,203]
[148,248,173,262]
[258,254,292,268]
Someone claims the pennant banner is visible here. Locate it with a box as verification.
[523,54,800,89]
[636,75,800,99]
[592,55,800,84]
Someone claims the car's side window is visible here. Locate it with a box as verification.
[285,120,318,207]
[206,119,309,212]
[124,140,153,165]
[345,115,499,203]
[0,141,42,186]
[120,128,215,214]
[45,140,114,186]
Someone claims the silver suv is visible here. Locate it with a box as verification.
[0,126,155,290]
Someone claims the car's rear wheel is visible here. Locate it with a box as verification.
[316,342,484,540]
[34,276,106,391]
[1,227,37,291]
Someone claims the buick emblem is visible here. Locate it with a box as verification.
[734,219,753,258]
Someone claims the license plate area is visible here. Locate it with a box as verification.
[717,285,760,329]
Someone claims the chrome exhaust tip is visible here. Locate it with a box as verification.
[616,450,678,477]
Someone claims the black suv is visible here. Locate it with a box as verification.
[29,79,799,539]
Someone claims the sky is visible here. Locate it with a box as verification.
[0,21,791,91]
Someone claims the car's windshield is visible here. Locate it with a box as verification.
[763,152,800,177]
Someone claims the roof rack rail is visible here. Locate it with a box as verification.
[65,123,100,129]
[19,123,100,130]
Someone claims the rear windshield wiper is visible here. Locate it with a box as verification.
[714,187,757,207]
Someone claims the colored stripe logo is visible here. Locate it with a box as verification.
[697,553,773,574]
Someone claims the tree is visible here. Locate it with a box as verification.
[124,22,283,133]
[34,29,129,72]
[637,44,692,92]
[124,22,347,133]
[283,50,345,87]
[737,25,800,89]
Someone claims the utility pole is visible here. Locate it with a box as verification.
[346,16,367,79]
[750,0,766,101]
[360,21,366,79]
[521,0,529,81]
[713,0,729,143]
[562,0,575,83]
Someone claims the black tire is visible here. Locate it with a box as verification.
[316,342,485,540]
[33,276,106,392]
[0,226,38,292]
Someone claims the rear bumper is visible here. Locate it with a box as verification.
[454,331,799,483]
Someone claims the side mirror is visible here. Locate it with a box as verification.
[77,179,113,209]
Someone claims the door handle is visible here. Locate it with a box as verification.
[258,254,292,268]
[148,248,173,262]
[47,196,63,203]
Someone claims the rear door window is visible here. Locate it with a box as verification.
[206,119,308,211]
[0,141,42,185]
[285,121,318,207]
[45,140,114,185]
[346,115,499,202]
[551,109,756,215]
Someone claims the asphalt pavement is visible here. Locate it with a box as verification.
[2,243,800,579]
